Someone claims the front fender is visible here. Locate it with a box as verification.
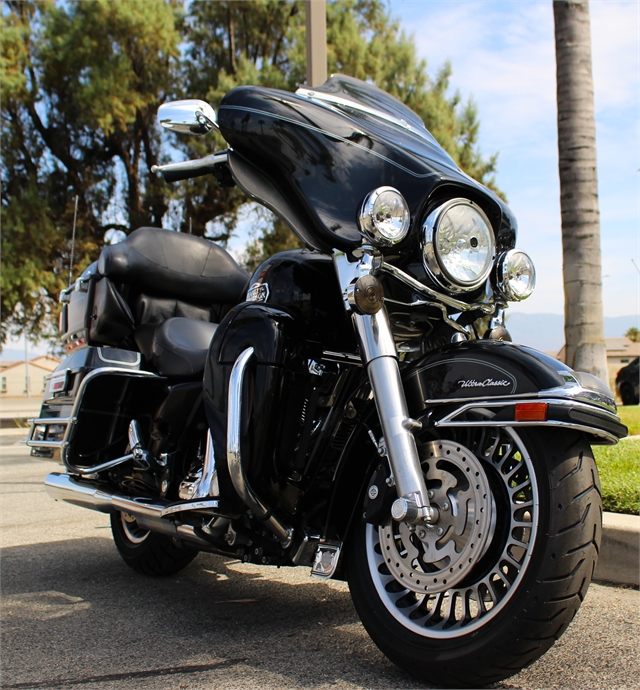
[402,340,627,445]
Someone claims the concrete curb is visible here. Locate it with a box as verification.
[595,512,640,587]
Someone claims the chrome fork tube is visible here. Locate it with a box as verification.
[353,311,435,523]
[334,250,435,524]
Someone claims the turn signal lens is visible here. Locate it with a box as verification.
[515,402,548,421]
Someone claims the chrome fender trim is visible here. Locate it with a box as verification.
[434,398,626,445]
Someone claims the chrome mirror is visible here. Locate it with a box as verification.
[157,99,217,135]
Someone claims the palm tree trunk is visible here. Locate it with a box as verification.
[553,0,608,384]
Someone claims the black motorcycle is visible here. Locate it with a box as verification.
[28,75,627,688]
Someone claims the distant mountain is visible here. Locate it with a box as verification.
[505,313,638,353]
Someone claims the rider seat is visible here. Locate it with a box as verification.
[152,317,218,377]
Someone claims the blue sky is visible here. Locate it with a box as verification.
[388,0,639,318]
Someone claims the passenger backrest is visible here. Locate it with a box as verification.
[98,227,249,303]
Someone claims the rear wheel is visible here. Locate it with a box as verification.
[347,426,601,688]
[110,511,199,576]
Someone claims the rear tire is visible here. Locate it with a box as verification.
[110,511,199,576]
[346,427,601,688]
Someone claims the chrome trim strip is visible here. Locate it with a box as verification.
[29,416,72,426]
[161,499,220,517]
[296,87,422,135]
[437,419,617,445]
[434,398,623,444]
[320,350,363,366]
[24,440,64,449]
[227,347,293,548]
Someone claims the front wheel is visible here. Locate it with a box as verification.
[110,511,200,576]
[347,427,601,688]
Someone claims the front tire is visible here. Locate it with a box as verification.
[110,511,199,576]
[347,427,601,688]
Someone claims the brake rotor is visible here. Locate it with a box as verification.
[379,439,494,594]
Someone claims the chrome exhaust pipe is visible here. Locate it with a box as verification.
[44,473,211,547]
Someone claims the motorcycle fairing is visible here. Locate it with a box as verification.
[218,77,517,254]
[403,340,627,444]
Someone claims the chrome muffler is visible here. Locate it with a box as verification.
[44,473,215,547]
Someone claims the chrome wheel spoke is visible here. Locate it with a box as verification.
[365,423,538,639]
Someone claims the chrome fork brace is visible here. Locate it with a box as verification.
[334,250,436,524]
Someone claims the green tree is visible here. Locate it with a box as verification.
[625,327,639,343]
[1,0,182,341]
[2,0,502,340]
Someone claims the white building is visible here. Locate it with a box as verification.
[0,356,61,397]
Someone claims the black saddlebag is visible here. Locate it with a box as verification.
[59,263,135,353]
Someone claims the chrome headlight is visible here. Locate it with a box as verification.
[496,249,536,301]
[422,198,495,293]
[358,187,410,246]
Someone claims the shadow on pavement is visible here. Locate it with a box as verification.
[1,536,424,689]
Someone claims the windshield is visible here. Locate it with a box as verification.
[295,74,459,173]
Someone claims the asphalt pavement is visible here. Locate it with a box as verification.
[1,432,638,690]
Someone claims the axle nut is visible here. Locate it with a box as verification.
[391,497,419,523]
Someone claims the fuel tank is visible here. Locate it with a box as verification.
[245,249,354,352]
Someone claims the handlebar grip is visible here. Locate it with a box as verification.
[162,166,212,183]
[151,151,229,183]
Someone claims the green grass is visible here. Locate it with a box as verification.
[617,405,640,436]
[593,438,640,515]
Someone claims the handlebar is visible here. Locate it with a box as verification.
[150,150,229,183]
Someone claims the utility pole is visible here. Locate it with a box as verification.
[24,333,30,398]
[305,0,327,87]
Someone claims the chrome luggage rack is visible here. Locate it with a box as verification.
[25,415,72,459]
